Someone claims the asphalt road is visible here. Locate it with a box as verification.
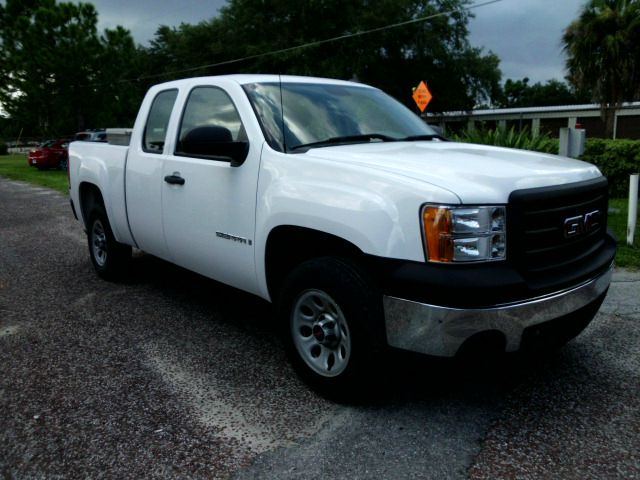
[1,177,639,479]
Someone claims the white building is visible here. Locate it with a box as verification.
[426,102,640,139]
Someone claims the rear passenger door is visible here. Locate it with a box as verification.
[125,88,179,259]
[161,82,262,295]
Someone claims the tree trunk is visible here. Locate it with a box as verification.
[601,104,617,139]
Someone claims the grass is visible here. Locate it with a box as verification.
[0,152,638,268]
[608,198,640,270]
[0,153,68,194]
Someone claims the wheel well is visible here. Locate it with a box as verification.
[78,182,104,229]
[265,226,364,300]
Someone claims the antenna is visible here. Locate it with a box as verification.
[279,73,287,153]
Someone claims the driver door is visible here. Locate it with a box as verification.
[161,84,261,295]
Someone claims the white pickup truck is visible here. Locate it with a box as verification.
[69,75,616,397]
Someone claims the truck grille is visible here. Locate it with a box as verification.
[508,177,609,275]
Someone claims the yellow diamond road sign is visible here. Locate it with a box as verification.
[412,81,432,112]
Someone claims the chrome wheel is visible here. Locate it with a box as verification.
[86,206,131,280]
[291,289,351,378]
[91,219,108,267]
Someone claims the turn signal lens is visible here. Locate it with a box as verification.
[423,207,453,262]
[422,205,506,263]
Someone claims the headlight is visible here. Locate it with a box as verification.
[421,205,506,263]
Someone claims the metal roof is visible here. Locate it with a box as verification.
[426,101,640,118]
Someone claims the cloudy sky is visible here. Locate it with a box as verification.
[468,0,585,83]
[0,0,586,84]
[86,0,587,84]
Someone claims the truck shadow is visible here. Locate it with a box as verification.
[127,250,277,335]
[124,251,567,405]
[384,348,559,402]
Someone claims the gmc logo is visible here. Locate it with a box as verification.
[563,210,601,238]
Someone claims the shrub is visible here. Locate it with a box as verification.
[0,142,7,155]
[580,139,640,197]
[450,127,559,154]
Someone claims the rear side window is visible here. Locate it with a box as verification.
[143,89,178,154]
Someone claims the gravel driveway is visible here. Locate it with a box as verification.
[1,177,638,479]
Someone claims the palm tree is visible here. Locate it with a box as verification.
[563,0,640,137]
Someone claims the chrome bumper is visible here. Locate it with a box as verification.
[383,265,613,357]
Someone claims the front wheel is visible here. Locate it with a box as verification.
[291,288,352,378]
[87,205,131,280]
[279,257,386,400]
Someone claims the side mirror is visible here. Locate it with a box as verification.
[178,125,249,167]
[228,142,250,167]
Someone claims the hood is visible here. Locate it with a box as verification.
[302,141,602,204]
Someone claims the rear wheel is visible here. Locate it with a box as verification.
[279,257,385,400]
[87,205,131,280]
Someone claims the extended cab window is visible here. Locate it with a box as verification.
[175,86,248,162]
[143,89,178,154]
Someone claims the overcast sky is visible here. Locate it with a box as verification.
[467,0,585,83]
[0,0,586,84]
[86,0,587,85]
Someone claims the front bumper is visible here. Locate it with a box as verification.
[383,264,613,356]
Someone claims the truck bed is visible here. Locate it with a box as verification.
[69,141,133,245]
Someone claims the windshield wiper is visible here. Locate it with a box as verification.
[400,134,448,142]
[290,133,397,152]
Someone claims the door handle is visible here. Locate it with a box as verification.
[164,174,185,185]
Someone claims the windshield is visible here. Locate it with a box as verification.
[243,82,436,153]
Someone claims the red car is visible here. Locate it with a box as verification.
[28,139,70,170]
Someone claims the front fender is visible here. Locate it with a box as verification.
[253,149,459,299]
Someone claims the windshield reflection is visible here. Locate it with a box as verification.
[243,82,436,153]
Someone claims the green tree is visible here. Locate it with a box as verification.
[563,0,640,137]
[0,0,141,136]
[94,26,146,128]
[145,0,502,112]
[145,22,226,81]
[500,78,590,108]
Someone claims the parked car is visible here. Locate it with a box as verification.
[74,130,107,142]
[28,138,70,170]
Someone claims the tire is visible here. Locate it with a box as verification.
[59,158,68,171]
[87,205,131,281]
[278,257,386,401]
